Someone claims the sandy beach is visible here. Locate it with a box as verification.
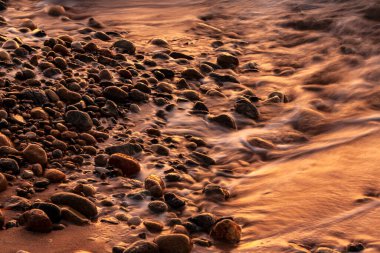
[0,0,380,252]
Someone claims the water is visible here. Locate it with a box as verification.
[2,0,380,252]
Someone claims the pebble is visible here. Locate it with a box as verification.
[203,183,230,200]
[164,192,186,209]
[30,202,62,223]
[235,98,260,120]
[103,86,129,102]
[0,133,13,147]
[208,114,237,129]
[0,172,7,192]
[45,169,66,183]
[30,107,49,120]
[19,209,53,233]
[51,192,98,219]
[108,153,141,177]
[2,40,19,49]
[154,234,192,253]
[61,207,90,225]
[144,175,165,197]
[65,110,93,131]
[128,216,142,226]
[181,68,204,80]
[0,158,20,174]
[217,53,239,69]
[123,241,159,253]
[0,209,4,228]
[150,38,170,48]
[151,144,170,156]
[113,39,136,54]
[0,49,11,61]
[73,184,96,197]
[148,200,168,213]
[210,219,241,244]
[46,5,65,17]
[189,213,216,232]
[22,144,48,166]
[143,220,164,233]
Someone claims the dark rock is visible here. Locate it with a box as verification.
[154,234,192,253]
[105,143,142,156]
[235,98,260,120]
[22,144,47,166]
[30,202,61,223]
[124,240,159,253]
[189,213,216,232]
[209,114,236,129]
[164,193,186,209]
[0,158,20,174]
[51,192,98,219]
[210,219,241,244]
[65,110,93,131]
[217,53,239,69]
[203,183,230,200]
[145,175,165,197]
[103,86,129,103]
[19,209,53,233]
[148,201,168,213]
[108,153,141,177]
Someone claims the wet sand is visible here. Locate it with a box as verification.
[0,0,380,252]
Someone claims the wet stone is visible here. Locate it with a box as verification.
[123,240,159,253]
[217,53,239,69]
[22,144,47,166]
[51,192,98,219]
[45,169,66,183]
[19,209,53,233]
[164,192,186,209]
[65,110,93,131]
[210,219,242,244]
[154,234,192,253]
[148,200,168,213]
[108,153,141,177]
[145,175,165,197]
[0,158,20,174]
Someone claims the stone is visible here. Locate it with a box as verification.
[103,86,129,103]
[209,114,237,129]
[43,67,62,78]
[65,110,93,131]
[190,151,215,167]
[164,193,186,209]
[150,38,170,48]
[235,98,260,120]
[30,202,61,223]
[151,144,170,156]
[217,53,239,69]
[181,68,204,80]
[30,107,49,120]
[0,209,4,228]
[108,153,141,177]
[51,192,98,219]
[19,209,53,233]
[61,207,90,225]
[144,175,165,197]
[189,213,216,232]
[22,144,47,166]
[203,183,230,200]
[56,87,81,104]
[105,143,142,156]
[113,39,136,54]
[0,133,13,147]
[2,40,19,50]
[148,201,168,213]
[123,240,159,253]
[154,234,192,253]
[46,5,65,17]
[45,169,66,183]
[0,49,11,61]
[291,108,325,133]
[0,158,20,174]
[0,172,7,192]
[143,220,164,233]
[128,216,142,226]
[73,184,96,197]
[210,219,241,244]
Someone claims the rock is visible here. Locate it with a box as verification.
[65,110,93,131]
[105,143,142,156]
[181,68,204,80]
[190,151,215,167]
[144,175,165,197]
[2,40,19,50]
[51,192,98,219]
[315,247,340,253]
[151,144,170,156]
[43,67,62,78]
[88,17,104,28]
[30,202,61,223]
[0,158,20,174]
[0,133,13,147]
[45,169,66,183]
[247,137,274,149]
[148,201,168,213]
[363,5,380,22]
[209,114,237,129]
[235,98,260,120]
[124,240,159,253]
[73,184,96,197]
[56,87,81,104]
[103,86,129,103]
[189,213,216,232]
[20,19,37,30]
[61,207,90,225]
[129,89,148,102]
[19,209,53,233]
[128,216,142,226]
[164,193,186,209]
[210,219,241,244]
[203,183,230,200]
[113,39,136,54]
[0,172,7,192]
[108,153,141,177]
[0,209,4,228]
[150,38,170,48]
[30,107,49,120]
[291,108,325,133]
[5,196,31,211]
[0,49,11,61]
[22,144,48,166]
[143,220,164,233]
[99,69,113,80]
[181,90,200,101]
[217,53,239,69]
[46,5,65,17]
[154,234,192,253]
